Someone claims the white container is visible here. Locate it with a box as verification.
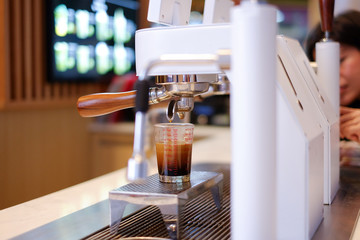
[230,2,277,239]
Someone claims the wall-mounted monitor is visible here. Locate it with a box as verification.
[46,0,138,83]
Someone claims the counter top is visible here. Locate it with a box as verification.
[0,125,231,239]
[2,123,360,239]
[313,166,360,240]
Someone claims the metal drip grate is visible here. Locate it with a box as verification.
[84,165,231,240]
[112,171,221,195]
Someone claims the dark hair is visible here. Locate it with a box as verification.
[305,10,360,61]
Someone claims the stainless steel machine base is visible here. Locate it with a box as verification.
[109,171,224,239]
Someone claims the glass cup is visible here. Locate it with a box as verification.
[154,123,194,183]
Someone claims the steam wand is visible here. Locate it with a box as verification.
[127,77,150,181]
[127,60,160,181]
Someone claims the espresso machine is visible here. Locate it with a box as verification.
[77,0,339,239]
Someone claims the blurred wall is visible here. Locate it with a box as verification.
[335,0,360,16]
[0,0,150,210]
[0,108,93,209]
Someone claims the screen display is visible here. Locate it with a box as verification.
[47,0,138,82]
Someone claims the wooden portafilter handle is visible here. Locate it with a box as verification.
[319,0,335,38]
[77,90,136,117]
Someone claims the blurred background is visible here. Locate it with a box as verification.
[0,0,359,210]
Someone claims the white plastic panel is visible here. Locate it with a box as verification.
[203,0,233,24]
[276,38,324,239]
[135,24,230,76]
[147,0,192,25]
[282,36,340,204]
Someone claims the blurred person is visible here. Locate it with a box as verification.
[305,10,360,142]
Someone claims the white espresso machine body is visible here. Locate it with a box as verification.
[134,20,327,239]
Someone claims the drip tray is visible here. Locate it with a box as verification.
[109,171,223,239]
[85,165,231,240]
